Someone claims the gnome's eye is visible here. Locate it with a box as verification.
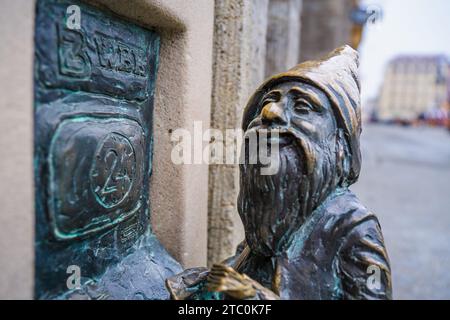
[293,98,314,114]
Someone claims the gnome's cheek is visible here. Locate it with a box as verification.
[290,118,318,135]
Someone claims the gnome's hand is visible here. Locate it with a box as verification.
[206,264,256,299]
[206,264,279,300]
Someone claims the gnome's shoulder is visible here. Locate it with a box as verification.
[318,189,380,242]
[287,189,377,260]
[318,190,392,299]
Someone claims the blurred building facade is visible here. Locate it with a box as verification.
[377,55,449,122]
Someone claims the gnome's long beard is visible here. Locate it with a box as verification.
[238,137,337,257]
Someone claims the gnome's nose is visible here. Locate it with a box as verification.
[261,102,287,124]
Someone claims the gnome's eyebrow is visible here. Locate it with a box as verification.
[289,86,322,107]
[262,90,282,102]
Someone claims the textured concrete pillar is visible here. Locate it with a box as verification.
[208,0,269,266]
[0,0,35,300]
[300,0,354,62]
[265,0,303,77]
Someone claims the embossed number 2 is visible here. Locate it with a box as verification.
[100,150,120,196]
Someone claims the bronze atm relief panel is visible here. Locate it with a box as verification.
[34,0,180,299]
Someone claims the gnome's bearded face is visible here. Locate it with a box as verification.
[238,46,362,257]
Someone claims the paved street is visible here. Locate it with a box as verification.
[351,124,450,300]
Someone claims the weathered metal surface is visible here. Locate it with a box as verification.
[34,0,180,299]
[167,46,392,300]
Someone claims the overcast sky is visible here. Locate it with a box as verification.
[359,0,450,104]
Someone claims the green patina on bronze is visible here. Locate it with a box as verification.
[34,0,180,299]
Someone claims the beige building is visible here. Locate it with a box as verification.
[377,55,448,121]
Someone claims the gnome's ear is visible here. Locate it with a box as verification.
[335,128,351,187]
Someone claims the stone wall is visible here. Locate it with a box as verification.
[265,0,302,77]
[207,0,269,266]
[0,0,35,300]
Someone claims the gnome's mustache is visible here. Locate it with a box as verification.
[238,131,315,256]
[242,127,316,177]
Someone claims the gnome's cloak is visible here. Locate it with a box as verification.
[227,189,393,299]
[167,46,392,300]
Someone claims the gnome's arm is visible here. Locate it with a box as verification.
[337,216,392,300]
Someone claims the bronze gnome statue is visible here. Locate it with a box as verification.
[166,45,392,300]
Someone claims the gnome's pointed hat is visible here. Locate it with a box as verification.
[242,45,362,185]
